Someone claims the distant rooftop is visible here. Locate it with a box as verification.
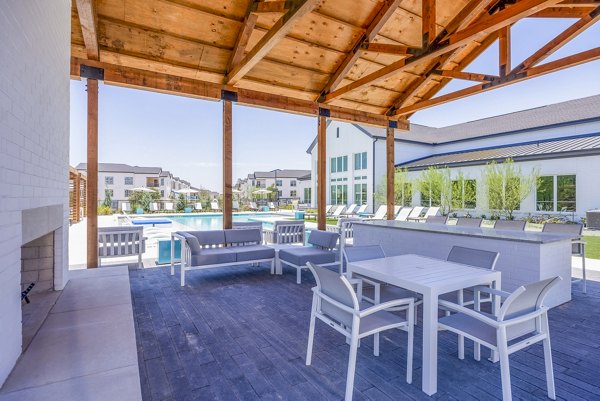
[76,163,162,174]
[248,169,311,179]
[400,133,600,170]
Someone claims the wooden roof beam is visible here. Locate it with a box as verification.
[433,70,498,82]
[75,0,99,60]
[360,43,413,56]
[499,26,511,76]
[319,0,403,97]
[531,6,594,17]
[422,0,436,46]
[392,45,600,116]
[324,0,563,103]
[252,1,291,13]
[514,6,600,72]
[227,0,320,85]
[227,1,259,73]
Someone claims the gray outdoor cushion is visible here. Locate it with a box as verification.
[308,230,338,249]
[438,311,498,347]
[178,232,202,253]
[235,245,275,262]
[190,248,237,266]
[279,247,336,266]
[224,228,261,244]
[187,230,226,247]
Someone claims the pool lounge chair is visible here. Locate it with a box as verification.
[211,200,220,211]
[406,206,424,221]
[249,202,259,211]
[355,204,368,215]
[150,202,160,213]
[194,202,203,211]
[268,201,277,211]
[233,200,240,211]
[368,205,389,220]
[342,204,357,216]
[395,207,412,221]
[423,206,440,218]
[329,205,346,218]
[164,202,175,212]
[121,202,131,213]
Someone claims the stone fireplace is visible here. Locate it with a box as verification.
[21,232,55,295]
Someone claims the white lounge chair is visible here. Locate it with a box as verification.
[305,262,414,401]
[395,207,412,221]
[194,202,203,211]
[232,200,240,211]
[329,205,345,218]
[439,277,562,401]
[249,202,259,211]
[211,200,220,211]
[121,202,131,213]
[150,202,160,212]
[423,206,440,218]
[164,202,174,212]
[324,205,333,214]
[342,204,357,216]
[406,206,424,221]
[268,201,277,210]
[370,205,387,220]
[355,204,368,215]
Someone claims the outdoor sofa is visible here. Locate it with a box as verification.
[171,228,275,286]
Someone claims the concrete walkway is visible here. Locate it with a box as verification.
[0,266,141,401]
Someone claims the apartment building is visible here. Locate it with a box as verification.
[238,169,311,204]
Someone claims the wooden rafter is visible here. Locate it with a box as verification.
[75,0,99,60]
[252,1,291,13]
[324,0,562,103]
[70,57,409,129]
[433,70,498,82]
[532,6,595,17]
[361,43,412,56]
[227,0,319,85]
[499,26,511,76]
[227,1,259,73]
[514,6,600,72]
[319,0,402,97]
[392,46,600,116]
[422,0,436,46]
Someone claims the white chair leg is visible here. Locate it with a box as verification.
[374,333,380,356]
[474,290,481,361]
[296,266,302,284]
[138,252,142,270]
[458,289,465,360]
[306,296,317,366]
[345,325,360,401]
[406,308,414,384]
[170,237,175,275]
[542,314,556,400]
[270,259,275,275]
[582,249,587,294]
[180,265,186,287]
[497,328,512,401]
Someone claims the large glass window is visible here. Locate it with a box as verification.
[290,180,296,187]
[105,176,114,185]
[331,156,348,173]
[537,175,576,212]
[354,152,368,170]
[124,176,133,185]
[331,184,348,205]
[275,179,282,187]
[303,188,311,204]
[290,190,297,198]
[354,183,367,205]
[452,179,477,209]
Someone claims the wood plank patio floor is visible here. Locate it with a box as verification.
[129,264,600,401]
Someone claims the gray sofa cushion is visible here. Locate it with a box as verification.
[190,248,237,266]
[308,230,338,249]
[235,245,275,262]
[279,247,336,266]
[225,228,262,245]
[178,232,202,253]
[187,230,226,247]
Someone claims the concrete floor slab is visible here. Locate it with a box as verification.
[52,274,131,313]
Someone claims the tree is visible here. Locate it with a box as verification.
[128,189,160,212]
[374,168,413,206]
[483,158,538,220]
[176,193,187,212]
[266,184,278,201]
[415,166,452,215]
[102,189,112,208]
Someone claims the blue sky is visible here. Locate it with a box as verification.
[70,19,600,191]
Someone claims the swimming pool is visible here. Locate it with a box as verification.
[166,213,283,230]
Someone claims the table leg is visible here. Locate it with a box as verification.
[489,278,501,363]
[422,291,438,395]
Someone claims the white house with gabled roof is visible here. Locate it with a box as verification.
[307,95,600,218]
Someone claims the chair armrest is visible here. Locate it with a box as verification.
[473,286,511,299]
[572,239,586,245]
[263,229,275,244]
[359,297,414,317]
[438,300,499,327]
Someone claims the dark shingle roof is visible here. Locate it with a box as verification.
[76,163,162,174]
[248,169,311,179]
[400,133,600,170]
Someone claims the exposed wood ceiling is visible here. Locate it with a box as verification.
[71,0,600,127]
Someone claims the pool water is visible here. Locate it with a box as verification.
[167,213,282,230]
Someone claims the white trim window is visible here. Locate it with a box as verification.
[353,152,367,170]
[105,176,114,185]
[536,175,576,212]
[124,176,133,185]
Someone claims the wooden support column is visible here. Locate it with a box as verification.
[86,78,98,268]
[223,99,233,229]
[386,122,396,220]
[74,172,81,222]
[317,110,327,231]
[499,26,511,76]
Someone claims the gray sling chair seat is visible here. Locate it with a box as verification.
[278,230,339,284]
[493,219,526,231]
[438,276,562,401]
[455,217,483,227]
[543,222,586,293]
[343,245,422,316]
[305,262,414,401]
[425,215,448,224]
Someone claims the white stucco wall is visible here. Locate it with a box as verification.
[0,0,71,386]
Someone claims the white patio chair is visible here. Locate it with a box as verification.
[150,202,159,212]
[343,245,422,316]
[268,201,277,210]
[210,200,219,211]
[423,206,440,218]
[370,205,387,220]
[543,223,586,293]
[232,200,240,210]
[343,204,357,216]
[493,219,526,231]
[305,262,414,401]
[194,202,203,211]
[355,204,368,215]
[329,205,345,218]
[163,202,174,212]
[438,276,562,401]
[249,201,259,211]
[121,202,131,213]
[395,207,412,221]
[324,204,333,214]
[406,206,424,221]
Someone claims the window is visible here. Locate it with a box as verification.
[105,189,113,197]
[160,190,164,197]
[277,190,283,197]
[276,179,283,187]
[452,179,477,209]
[124,189,132,197]
[336,127,340,138]
[304,188,311,204]
[105,176,114,185]
[124,176,133,185]
[536,175,576,212]
[331,156,348,173]
[290,190,297,197]
[354,152,368,170]
[354,183,367,205]
[290,180,296,187]
[331,184,348,205]
[160,178,164,186]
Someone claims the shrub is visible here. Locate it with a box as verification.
[98,205,113,215]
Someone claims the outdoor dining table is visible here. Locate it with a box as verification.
[347,254,502,396]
